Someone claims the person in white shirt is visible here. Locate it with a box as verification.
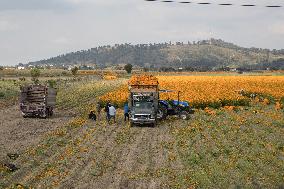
[108,104,116,123]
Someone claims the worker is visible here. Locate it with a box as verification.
[96,101,102,121]
[124,103,129,121]
[88,111,97,121]
[108,104,116,123]
[104,102,110,122]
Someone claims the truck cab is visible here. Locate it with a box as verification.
[128,75,162,127]
[129,92,157,126]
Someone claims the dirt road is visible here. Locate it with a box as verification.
[0,106,74,162]
[1,111,185,189]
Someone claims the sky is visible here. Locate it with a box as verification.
[0,0,284,66]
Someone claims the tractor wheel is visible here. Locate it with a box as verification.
[179,111,189,120]
[40,111,47,119]
[48,108,54,117]
[157,106,167,120]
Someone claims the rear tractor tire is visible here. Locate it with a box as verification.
[179,111,189,120]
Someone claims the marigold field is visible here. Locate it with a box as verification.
[1,73,284,189]
[99,76,284,108]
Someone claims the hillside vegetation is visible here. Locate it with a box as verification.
[28,39,284,70]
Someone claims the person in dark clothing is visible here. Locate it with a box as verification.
[104,102,110,122]
[88,111,97,121]
[124,103,129,121]
[96,101,102,121]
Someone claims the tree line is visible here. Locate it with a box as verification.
[27,39,284,71]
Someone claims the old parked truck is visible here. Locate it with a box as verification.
[128,75,167,127]
[20,85,57,118]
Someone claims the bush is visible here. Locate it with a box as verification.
[30,68,40,78]
[0,91,4,98]
[280,97,284,105]
[47,80,57,88]
[71,67,79,76]
[30,68,41,84]
[124,64,133,74]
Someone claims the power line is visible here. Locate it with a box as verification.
[144,0,283,8]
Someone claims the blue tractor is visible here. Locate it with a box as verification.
[158,90,195,120]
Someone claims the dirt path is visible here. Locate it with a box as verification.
[1,111,185,189]
[0,105,73,162]
[60,123,178,189]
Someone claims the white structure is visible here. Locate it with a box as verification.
[17,66,25,70]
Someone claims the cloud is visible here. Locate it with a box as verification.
[0,0,71,11]
[52,37,71,45]
[269,24,284,35]
[0,19,18,31]
[0,0,133,11]
[0,0,284,66]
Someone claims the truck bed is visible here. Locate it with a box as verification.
[20,85,56,107]
[20,85,57,118]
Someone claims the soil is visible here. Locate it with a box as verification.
[0,106,74,162]
[0,106,184,189]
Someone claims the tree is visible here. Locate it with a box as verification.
[30,68,41,84]
[71,66,79,76]
[47,80,57,88]
[124,64,133,74]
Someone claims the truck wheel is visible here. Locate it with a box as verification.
[49,111,53,117]
[130,122,134,127]
[179,111,189,120]
[157,106,167,120]
[188,109,195,114]
[152,121,157,127]
[45,107,52,117]
[23,114,28,118]
[41,111,47,119]
[48,109,53,117]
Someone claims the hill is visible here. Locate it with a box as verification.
[28,39,284,71]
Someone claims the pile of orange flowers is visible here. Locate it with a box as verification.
[128,75,158,86]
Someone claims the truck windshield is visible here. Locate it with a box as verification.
[134,102,153,110]
[133,95,153,102]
